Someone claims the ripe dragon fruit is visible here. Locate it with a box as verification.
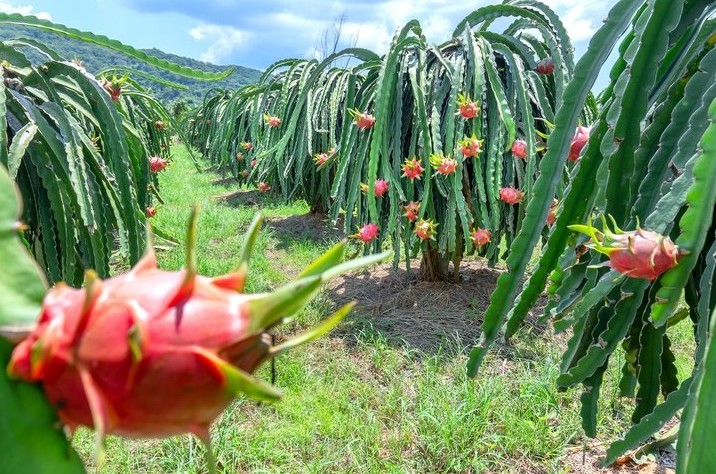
[145,207,156,218]
[535,57,555,75]
[353,223,379,243]
[241,170,250,179]
[470,228,491,248]
[257,182,271,193]
[7,211,387,473]
[241,141,253,152]
[148,156,169,173]
[236,152,245,162]
[347,109,375,131]
[568,126,590,162]
[264,114,281,128]
[401,158,424,180]
[414,219,438,241]
[374,179,389,198]
[456,93,479,119]
[459,135,483,158]
[499,187,524,205]
[430,153,459,176]
[568,216,681,281]
[155,121,165,130]
[250,159,258,169]
[101,77,123,102]
[403,201,420,222]
[511,139,528,160]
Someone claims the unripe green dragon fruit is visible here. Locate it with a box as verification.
[7,209,386,472]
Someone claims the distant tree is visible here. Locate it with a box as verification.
[315,12,358,67]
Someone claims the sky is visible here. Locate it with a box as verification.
[0,0,618,71]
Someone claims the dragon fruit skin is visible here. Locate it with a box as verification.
[7,211,386,471]
[568,126,590,162]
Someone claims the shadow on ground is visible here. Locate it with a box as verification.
[264,213,345,248]
[326,260,546,356]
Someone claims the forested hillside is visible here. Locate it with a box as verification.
[0,24,263,106]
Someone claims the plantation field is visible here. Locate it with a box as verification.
[70,146,690,473]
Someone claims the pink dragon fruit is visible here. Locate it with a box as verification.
[568,126,590,162]
[401,158,424,180]
[241,141,253,152]
[403,201,420,222]
[457,93,479,119]
[264,114,281,128]
[250,159,258,169]
[459,135,483,158]
[568,217,680,281]
[257,182,271,193]
[7,211,385,472]
[499,187,524,205]
[470,228,491,248]
[430,153,458,176]
[374,179,389,197]
[348,109,375,130]
[414,219,438,241]
[535,57,555,75]
[241,170,250,179]
[354,223,379,243]
[236,152,245,162]
[145,207,156,218]
[154,121,165,130]
[511,139,528,160]
[148,156,169,173]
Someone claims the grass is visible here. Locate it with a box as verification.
[73,146,693,473]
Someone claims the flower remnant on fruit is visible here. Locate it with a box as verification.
[415,219,438,241]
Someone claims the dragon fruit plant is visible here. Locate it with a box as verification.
[5,209,388,473]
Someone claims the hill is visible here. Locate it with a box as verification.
[0,25,263,106]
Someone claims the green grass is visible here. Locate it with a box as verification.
[73,146,693,473]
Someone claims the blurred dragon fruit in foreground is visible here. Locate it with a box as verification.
[568,216,681,281]
[7,209,386,472]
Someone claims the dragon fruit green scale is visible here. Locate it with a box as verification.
[7,209,387,471]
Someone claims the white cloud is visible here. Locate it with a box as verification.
[188,24,250,64]
[0,1,51,20]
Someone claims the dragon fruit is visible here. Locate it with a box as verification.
[250,159,258,169]
[459,135,483,158]
[241,170,250,179]
[403,201,420,222]
[353,223,379,243]
[145,207,156,218]
[257,182,271,193]
[568,126,590,162]
[535,57,555,75]
[101,77,123,102]
[568,217,680,281]
[457,93,479,119]
[499,187,524,205]
[511,139,528,160]
[348,109,375,130]
[470,228,491,248]
[430,153,458,176]
[241,141,253,152]
[7,211,386,473]
[264,114,281,128]
[374,179,389,197]
[547,199,558,226]
[401,158,424,180]
[314,152,329,167]
[148,156,168,173]
[415,219,438,241]
[236,152,245,162]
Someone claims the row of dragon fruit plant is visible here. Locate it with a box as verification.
[0,12,234,286]
[467,0,716,472]
[188,0,597,281]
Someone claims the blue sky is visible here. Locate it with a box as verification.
[0,0,617,71]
